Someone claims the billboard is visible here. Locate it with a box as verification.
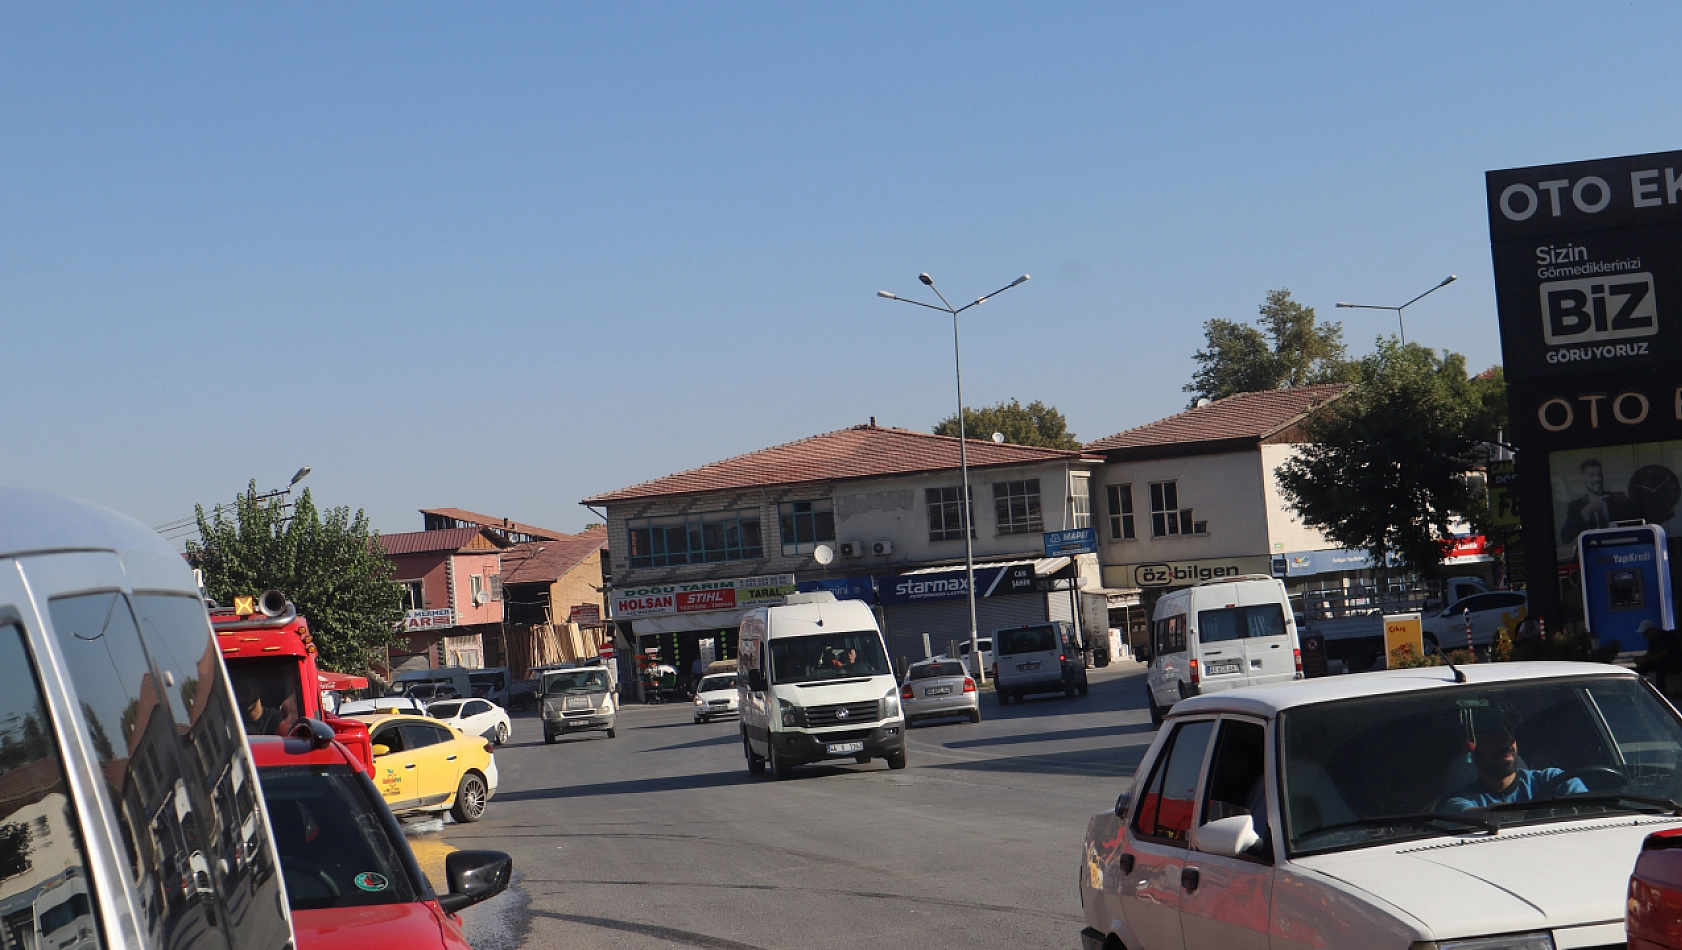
[875,564,1035,606]
[612,574,796,618]
[1549,440,1682,562]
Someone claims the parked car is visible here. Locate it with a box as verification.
[0,489,294,950]
[338,696,430,717]
[251,726,512,950]
[468,666,512,706]
[1080,661,1682,950]
[540,668,619,742]
[402,682,462,702]
[1143,574,1301,726]
[344,713,498,822]
[692,673,740,723]
[900,658,980,725]
[956,637,994,677]
[1421,589,1529,651]
[507,678,539,711]
[1630,826,1682,950]
[993,621,1088,704]
[426,697,512,745]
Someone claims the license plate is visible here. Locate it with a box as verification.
[826,741,865,755]
[924,686,951,696]
[1018,661,1041,671]
[1206,660,1242,676]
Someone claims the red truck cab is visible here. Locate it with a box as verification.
[250,725,511,950]
[1632,826,1682,950]
[213,591,374,770]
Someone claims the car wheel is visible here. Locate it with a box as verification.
[854,754,870,765]
[996,688,1009,706]
[969,707,982,723]
[886,750,907,770]
[1078,681,1090,696]
[544,730,557,745]
[1065,685,1078,699]
[607,727,618,739]
[770,745,793,781]
[494,722,509,745]
[451,773,488,823]
[744,736,765,775]
[1147,685,1164,727]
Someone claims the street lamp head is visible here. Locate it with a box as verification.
[289,466,312,487]
[877,291,898,300]
[919,273,934,286]
[1011,275,1029,287]
[1335,302,1354,308]
[1441,275,1458,286]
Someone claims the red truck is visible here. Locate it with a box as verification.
[213,590,375,770]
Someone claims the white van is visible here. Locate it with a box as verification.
[738,592,906,779]
[1143,574,1302,726]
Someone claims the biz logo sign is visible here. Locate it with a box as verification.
[1541,273,1657,347]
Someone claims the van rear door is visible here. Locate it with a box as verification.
[1192,586,1294,688]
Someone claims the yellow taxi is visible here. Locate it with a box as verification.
[342,712,499,822]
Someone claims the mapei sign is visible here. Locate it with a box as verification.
[1488,149,1682,381]
[1102,556,1273,590]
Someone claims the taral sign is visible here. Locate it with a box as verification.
[403,608,455,632]
[1102,556,1273,590]
[612,574,796,618]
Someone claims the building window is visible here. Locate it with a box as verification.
[1071,474,1092,529]
[1107,485,1136,540]
[926,486,975,542]
[626,510,765,568]
[401,580,424,611]
[470,574,485,604]
[993,479,1043,535]
[489,573,503,601]
[779,500,835,556]
[1149,481,1208,537]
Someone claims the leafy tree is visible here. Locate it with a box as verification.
[188,483,405,673]
[933,398,1080,449]
[1275,340,1499,576]
[1186,288,1351,402]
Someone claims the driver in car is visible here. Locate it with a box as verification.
[1443,716,1588,811]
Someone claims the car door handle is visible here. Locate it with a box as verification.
[404,763,417,769]
[1118,853,1135,874]
[1181,867,1200,892]
[447,755,458,761]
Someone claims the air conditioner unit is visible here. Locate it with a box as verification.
[872,540,894,556]
[839,541,864,558]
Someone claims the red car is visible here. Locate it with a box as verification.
[249,722,512,950]
[1631,827,1682,950]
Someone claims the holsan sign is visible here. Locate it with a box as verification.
[1102,556,1273,590]
[613,574,796,618]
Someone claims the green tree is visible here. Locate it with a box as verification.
[1275,340,1499,575]
[188,483,406,673]
[1186,288,1352,402]
[933,398,1080,449]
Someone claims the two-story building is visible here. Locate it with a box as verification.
[582,422,1107,671]
[379,526,508,673]
[499,524,610,675]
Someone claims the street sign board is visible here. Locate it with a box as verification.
[569,604,600,624]
[1042,527,1097,557]
[402,608,454,632]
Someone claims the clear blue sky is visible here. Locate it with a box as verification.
[4,3,1679,537]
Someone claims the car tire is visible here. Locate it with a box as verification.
[996,689,1009,706]
[451,772,488,823]
[607,727,618,739]
[770,745,793,781]
[494,722,509,745]
[1147,685,1164,728]
[854,754,870,765]
[744,736,765,775]
[1078,680,1090,696]
[544,730,557,745]
[886,750,907,770]
[1066,685,1078,699]
[969,708,982,724]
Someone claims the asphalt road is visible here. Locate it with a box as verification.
[433,660,1157,950]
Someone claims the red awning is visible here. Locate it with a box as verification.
[318,671,369,690]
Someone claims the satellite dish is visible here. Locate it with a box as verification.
[992,432,1006,443]
[1196,397,1213,408]
[473,590,489,606]
[813,544,835,566]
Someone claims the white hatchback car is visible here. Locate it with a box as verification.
[692,672,740,723]
[426,697,512,745]
[1080,662,1682,950]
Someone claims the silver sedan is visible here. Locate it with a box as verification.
[900,659,981,726]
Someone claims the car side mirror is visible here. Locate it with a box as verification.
[370,744,390,757]
[1113,790,1132,818]
[436,849,513,914]
[1190,814,1261,857]
[747,670,766,693]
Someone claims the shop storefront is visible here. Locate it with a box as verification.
[875,559,1080,663]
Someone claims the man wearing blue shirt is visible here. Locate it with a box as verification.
[1445,720,1587,811]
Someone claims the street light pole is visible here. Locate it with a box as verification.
[1336,275,1457,345]
[878,272,1030,686]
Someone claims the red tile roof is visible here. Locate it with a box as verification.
[419,508,571,541]
[378,527,509,556]
[1084,384,1349,453]
[582,424,1099,505]
[501,525,608,585]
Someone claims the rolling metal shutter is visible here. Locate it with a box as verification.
[882,594,1049,663]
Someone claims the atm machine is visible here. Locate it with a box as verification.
[1577,524,1675,647]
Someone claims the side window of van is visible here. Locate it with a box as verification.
[49,592,233,950]
[1154,615,1187,655]
[0,623,105,950]
[1132,719,1214,844]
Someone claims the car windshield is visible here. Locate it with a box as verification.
[260,763,420,911]
[909,662,965,680]
[698,676,736,692]
[1279,675,1682,855]
[546,671,608,693]
[997,626,1056,655]
[428,701,462,718]
[769,632,890,685]
[228,657,306,737]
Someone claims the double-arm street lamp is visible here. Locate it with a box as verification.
[1335,275,1457,346]
[878,272,1030,685]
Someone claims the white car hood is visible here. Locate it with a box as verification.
[1294,816,1682,938]
[697,689,736,701]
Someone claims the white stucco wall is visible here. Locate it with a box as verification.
[1092,451,1272,561]
[1258,442,1335,554]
